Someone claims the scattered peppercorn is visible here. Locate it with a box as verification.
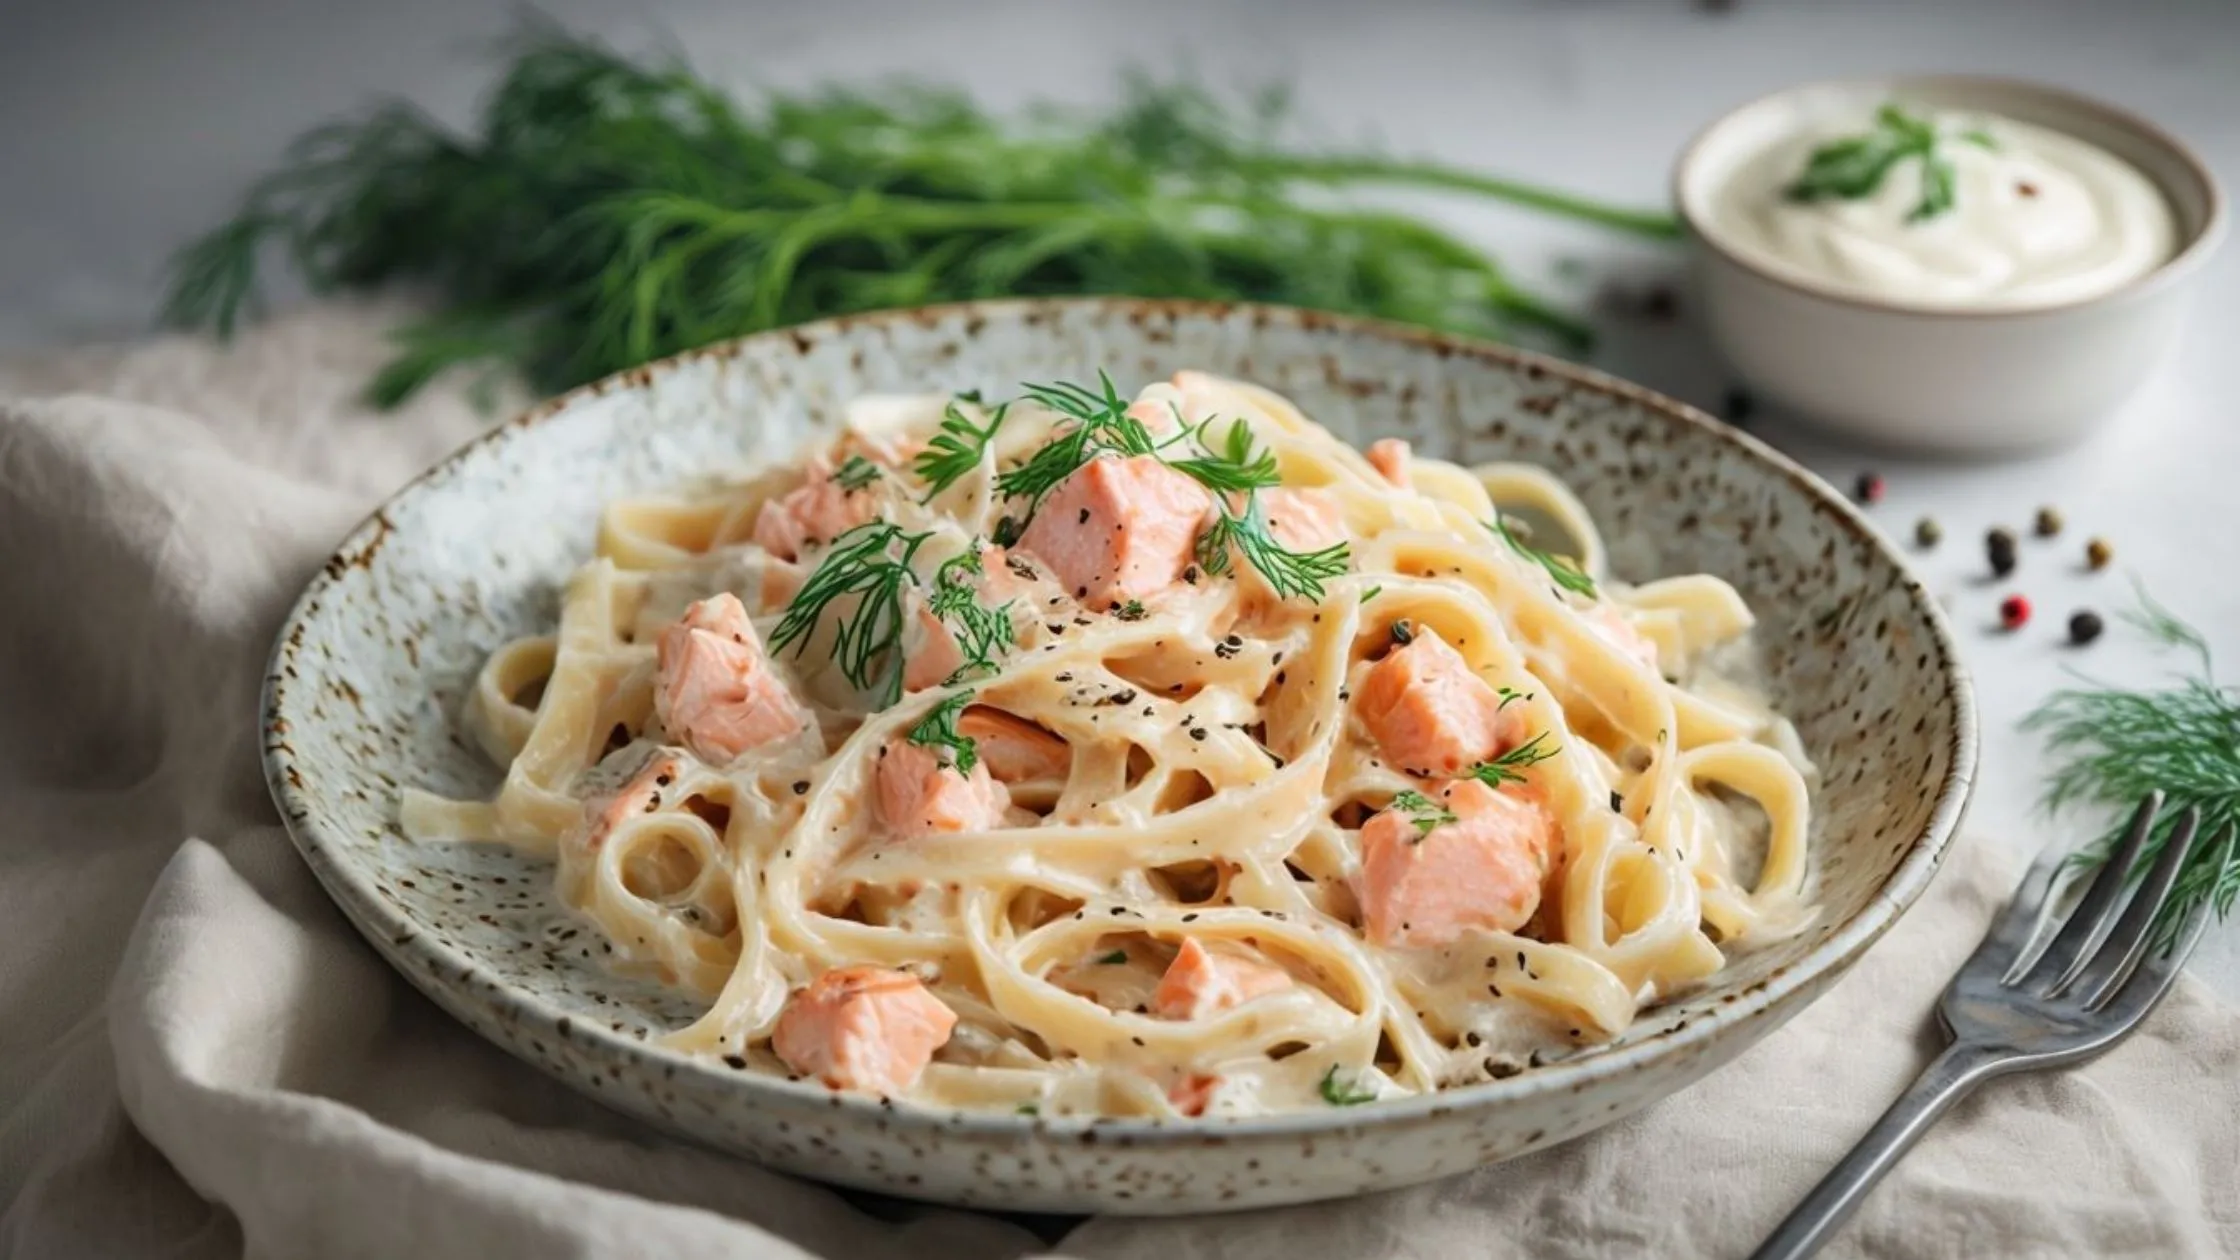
[2068,610,2105,646]
[1853,472,1884,505]
[1987,528,2018,577]
[2085,537,2113,571]
[1999,595,2031,631]
[2034,506,2063,538]
[1913,517,1942,548]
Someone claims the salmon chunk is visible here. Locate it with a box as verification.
[752,462,876,561]
[875,737,1011,838]
[771,966,959,1095]
[1169,1072,1221,1116]
[1366,438,1411,488]
[1355,630,1523,776]
[1358,778,1557,949]
[1152,938,1293,1020]
[655,593,811,765]
[583,751,690,849]
[1261,487,1347,553]
[957,707,1072,785]
[902,605,964,693]
[1016,455,1210,610]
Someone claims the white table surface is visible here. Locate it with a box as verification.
[8,0,2238,996]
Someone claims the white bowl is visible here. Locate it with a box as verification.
[262,299,1976,1214]
[1675,76,2225,454]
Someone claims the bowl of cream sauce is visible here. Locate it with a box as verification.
[1676,77,2223,454]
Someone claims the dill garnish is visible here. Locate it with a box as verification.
[1463,732,1559,790]
[1388,789,1458,839]
[832,454,883,491]
[159,29,1675,407]
[1196,495,1352,604]
[1784,104,1995,224]
[1487,517,1596,598]
[2025,589,2240,945]
[770,522,932,709]
[912,398,1008,500]
[1169,418,1284,494]
[906,689,979,774]
[928,547,1016,684]
[1317,1065,1377,1106]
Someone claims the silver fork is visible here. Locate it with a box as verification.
[1750,792,2233,1260]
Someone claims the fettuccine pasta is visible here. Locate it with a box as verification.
[403,370,1815,1117]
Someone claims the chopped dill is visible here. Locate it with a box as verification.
[1487,516,1596,598]
[1463,732,1559,790]
[1197,494,1352,603]
[832,454,883,491]
[1318,1065,1377,1106]
[770,522,932,708]
[913,398,1008,500]
[905,689,980,774]
[1389,789,1458,839]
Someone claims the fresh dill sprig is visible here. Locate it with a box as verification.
[1168,418,1283,494]
[833,454,883,491]
[1388,789,1458,839]
[1197,495,1352,603]
[1784,103,1994,224]
[158,29,1675,407]
[906,689,979,774]
[1113,599,1148,622]
[1495,685,1530,710]
[770,522,932,708]
[1317,1065,1377,1106]
[2024,587,2240,947]
[914,398,1008,500]
[928,547,1016,684]
[1487,517,1596,598]
[1462,732,1559,790]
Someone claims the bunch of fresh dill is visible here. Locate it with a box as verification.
[160,26,1676,408]
[2027,590,2240,943]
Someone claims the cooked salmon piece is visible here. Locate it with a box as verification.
[874,737,1012,838]
[902,604,964,693]
[771,965,959,1095]
[1355,630,1525,776]
[1366,438,1411,488]
[654,593,811,764]
[956,707,1072,785]
[582,750,690,850]
[1152,938,1293,1020]
[752,462,877,561]
[1015,455,1210,610]
[1358,777,1557,949]
[1261,487,1347,553]
[1587,602,1659,671]
[1168,1072,1221,1116]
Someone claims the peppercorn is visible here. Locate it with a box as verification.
[1987,528,2018,577]
[2085,537,2113,571]
[2034,506,2063,538]
[2068,610,2104,646]
[1854,472,1884,505]
[1723,387,1755,427]
[1999,595,2031,631]
[1914,517,1942,548]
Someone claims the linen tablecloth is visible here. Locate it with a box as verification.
[3,302,2235,1259]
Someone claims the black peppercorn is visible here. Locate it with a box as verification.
[2069,610,2105,646]
[1987,528,2018,577]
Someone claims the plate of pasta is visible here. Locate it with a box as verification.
[266,298,1973,1212]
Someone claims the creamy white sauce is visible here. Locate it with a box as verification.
[1711,106,2177,309]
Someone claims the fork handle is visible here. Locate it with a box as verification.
[1747,1044,2004,1260]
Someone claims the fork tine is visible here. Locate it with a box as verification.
[2078,816,2222,1008]
[2025,792,2163,991]
[2069,807,2213,1004]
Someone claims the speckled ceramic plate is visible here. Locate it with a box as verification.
[264,298,1976,1215]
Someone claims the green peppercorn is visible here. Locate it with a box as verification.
[2034,506,2063,538]
[1914,517,1942,548]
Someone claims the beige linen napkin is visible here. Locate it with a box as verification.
[2,304,2234,1259]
